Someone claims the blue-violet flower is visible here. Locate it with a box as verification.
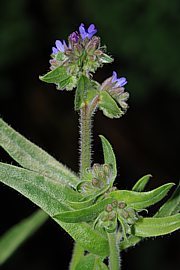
[79,23,97,40]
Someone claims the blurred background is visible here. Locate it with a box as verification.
[0,0,179,269]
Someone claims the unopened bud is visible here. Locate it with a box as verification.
[105,204,113,212]
[118,201,126,209]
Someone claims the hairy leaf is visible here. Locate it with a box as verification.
[0,163,109,256]
[68,198,95,210]
[75,76,98,111]
[99,135,117,185]
[75,254,108,270]
[0,210,48,265]
[99,91,123,118]
[155,183,180,217]
[120,235,142,251]
[110,183,174,210]
[39,66,70,84]
[133,214,180,237]
[0,118,79,188]
[54,197,113,223]
[132,174,152,192]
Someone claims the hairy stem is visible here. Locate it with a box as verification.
[107,232,120,270]
[79,104,92,178]
[70,95,99,267]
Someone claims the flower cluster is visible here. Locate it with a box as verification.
[95,200,140,234]
[77,163,114,196]
[49,23,113,85]
[101,71,129,111]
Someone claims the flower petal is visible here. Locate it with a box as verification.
[79,23,87,39]
[55,40,64,52]
[112,71,117,83]
[52,47,58,54]
[116,77,127,87]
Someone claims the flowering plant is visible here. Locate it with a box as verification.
[0,23,179,270]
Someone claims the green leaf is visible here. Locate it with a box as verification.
[0,210,48,265]
[69,243,85,270]
[155,183,180,217]
[68,197,95,210]
[132,174,152,192]
[0,163,109,257]
[57,76,75,90]
[99,91,123,119]
[0,118,79,188]
[0,163,81,211]
[75,255,108,270]
[110,183,174,210]
[99,135,117,185]
[120,235,142,251]
[69,186,110,210]
[39,66,70,84]
[133,214,180,237]
[74,75,98,110]
[99,53,114,64]
[54,197,113,223]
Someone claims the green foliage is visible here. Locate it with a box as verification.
[75,75,98,110]
[120,235,141,251]
[132,174,152,192]
[133,214,180,237]
[54,197,114,223]
[99,135,117,186]
[155,183,180,217]
[0,162,109,257]
[0,210,48,265]
[99,91,123,118]
[75,254,108,270]
[39,66,70,84]
[110,183,174,210]
[0,118,79,188]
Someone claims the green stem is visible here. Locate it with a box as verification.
[79,104,92,179]
[107,232,120,270]
[70,95,99,268]
[69,242,84,270]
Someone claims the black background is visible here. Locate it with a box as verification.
[0,0,179,269]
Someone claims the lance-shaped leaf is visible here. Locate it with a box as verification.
[0,118,79,188]
[69,186,110,210]
[99,135,117,186]
[0,210,48,265]
[132,174,152,192]
[99,91,123,119]
[74,75,98,111]
[110,183,174,210]
[39,66,70,84]
[155,183,180,217]
[75,254,108,270]
[54,197,113,223]
[0,163,109,257]
[120,183,180,251]
[133,214,180,237]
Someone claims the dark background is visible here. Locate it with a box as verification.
[0,0,179,269]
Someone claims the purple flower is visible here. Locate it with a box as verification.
[52,40,68,54]
[69,31,79,43]
[79,23,97,40]
[112,71,127,88]
[52,47,58,54]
